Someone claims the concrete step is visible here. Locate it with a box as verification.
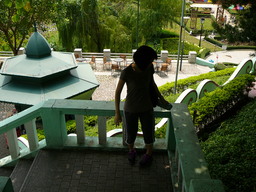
[10,159,33,192]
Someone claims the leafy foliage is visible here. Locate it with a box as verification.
[201,99,256,192]
[66,116,98,135]
[0,0,59,54]
[211,1,256,44]
[198,48,211,58]
[211,0,254,9]
[57,0,181,52]
[22,129,45,141]
[158,67,235,96]
[189,74,254,130]
[160,30,179,38]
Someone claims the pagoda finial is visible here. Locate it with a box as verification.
[34,22,37,32]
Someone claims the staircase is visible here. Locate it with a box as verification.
[1,149,172,192]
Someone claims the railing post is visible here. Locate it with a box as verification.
[75,115,85,144]
[17,47,25,55]
[74,48,82,58]
[188,51,197,64]
[98,116,106,145]
[103,49,111,61]
[166,117,176,152]
[6,129,19,159]
[0,177,14,192]
[41,110,67,148]
[161,50,168,62]
[24,119,39,151]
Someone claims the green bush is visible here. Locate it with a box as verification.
[205,37,223,47]
[161,38,179,54]
[158,67,235,96]
[198,48,211,58]
[66,120,77,134]
[66,116,98,135]
[160,29,179,38]
[161,37,200,55]
[227,46,256,50]
[21,129,45,141]
[201,99,256,192]
[189,74,255,130]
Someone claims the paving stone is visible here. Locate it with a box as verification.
[20,149,173,192]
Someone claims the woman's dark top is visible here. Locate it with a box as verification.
[120,64,154,113]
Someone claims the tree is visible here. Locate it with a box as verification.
[139,0,180,44]
[212,0,256,44]
[0,0,59,55]
[57,0,112,52]
[211,0,253,9]
[57,0,181,52]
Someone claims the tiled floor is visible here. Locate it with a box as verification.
[21,149,173,192]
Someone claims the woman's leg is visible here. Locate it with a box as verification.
[124,111,139,148]
[140,110,155,152]
[145,143,153,155]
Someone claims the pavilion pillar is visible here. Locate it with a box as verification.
[161,50,168,62]
[188,51,197,64]
[103,49,111,61]
[74,48,82,58]
[18,47,25,55]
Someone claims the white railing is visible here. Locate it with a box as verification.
[0,99,224,192]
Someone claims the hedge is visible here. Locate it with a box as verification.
[198,47,211,58]
[205,37,222,47]
[158,67,235,96]
[226,46,256,50]
[189,74,255,131]
[201,99,256,192]
[204,37,256,50]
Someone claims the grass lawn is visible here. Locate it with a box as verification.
[169,20,222,52]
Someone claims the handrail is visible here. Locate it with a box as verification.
[0,50,188,61]
[0,99,224,191]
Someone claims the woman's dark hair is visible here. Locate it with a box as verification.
[133,45,157,71]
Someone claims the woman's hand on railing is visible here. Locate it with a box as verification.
[114,113,122,126]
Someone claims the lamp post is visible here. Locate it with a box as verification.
[174,0,186,94]
[199,17,205,47]
[179,16,190,71]
[136,0,140,48]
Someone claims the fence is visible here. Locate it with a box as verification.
[0,50,189,61]
[0,99,224,192]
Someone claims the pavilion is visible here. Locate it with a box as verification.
[0,28,99,111]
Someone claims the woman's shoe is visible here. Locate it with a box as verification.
[139,154,153,167]
[128,149,137,165]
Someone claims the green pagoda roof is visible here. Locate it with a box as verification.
[0,28,99,107]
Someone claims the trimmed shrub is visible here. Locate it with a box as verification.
[205,37,223,47]
[226,46,256,50]
[189,74,255,131]
[198,48,211,58]
[161,37,201,55]
[160,29,179,38]
[201,99,256,192]
[158,67,235,96]
[66,116,98,135]
[21,129,45,141]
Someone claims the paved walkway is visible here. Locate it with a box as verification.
[92,49,255,101]
[206,49,255,64]
[20,149,172,192]
[92,61,211,101]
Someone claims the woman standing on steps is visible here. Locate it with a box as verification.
[114,45,169,166]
